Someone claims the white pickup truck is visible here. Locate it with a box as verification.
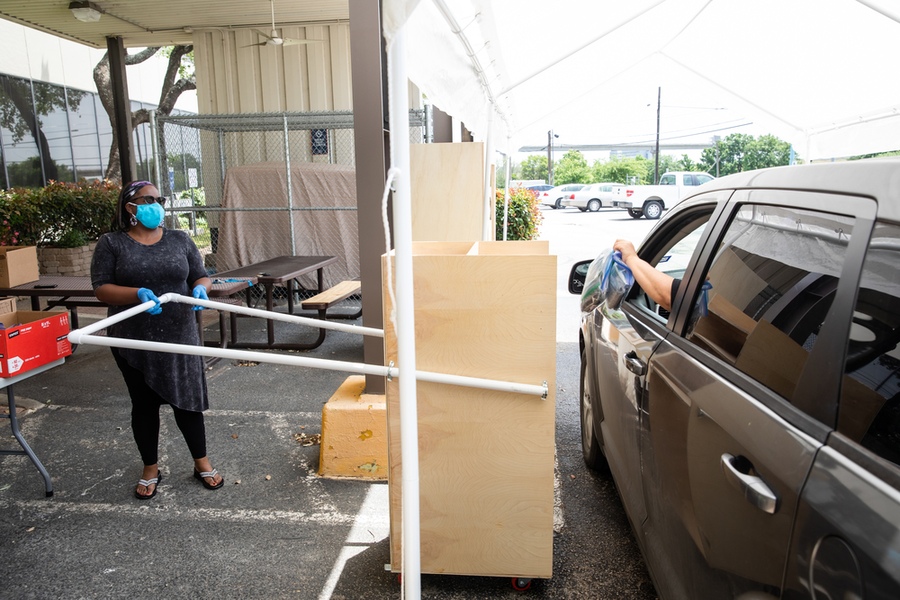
[611,171,715,219]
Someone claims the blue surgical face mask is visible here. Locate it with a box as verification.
[129,202,165,229]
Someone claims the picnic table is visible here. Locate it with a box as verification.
[213,255,339,349]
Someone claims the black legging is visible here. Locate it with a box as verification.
[112,348,207,466]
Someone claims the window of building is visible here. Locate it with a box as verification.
[32,80,76,183]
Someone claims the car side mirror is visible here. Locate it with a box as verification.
[568,260,592,295]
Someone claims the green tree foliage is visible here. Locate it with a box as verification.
[850,150,900,159]
[0,180,119,247]
[592,156,650,184]
[700,133,793,176]
[554,150,591,184]
[519,155,548,181]
[496,187,543,241]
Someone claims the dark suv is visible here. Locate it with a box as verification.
[569,159,900,599]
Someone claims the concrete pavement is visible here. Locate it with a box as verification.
[0,295,655,599]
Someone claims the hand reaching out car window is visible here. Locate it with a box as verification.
[613,239,676,311]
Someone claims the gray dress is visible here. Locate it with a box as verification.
[91,229,209,411]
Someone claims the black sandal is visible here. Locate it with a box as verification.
[134,471,162,500]
[194,468,224,490]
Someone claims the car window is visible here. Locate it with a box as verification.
[684,203,855,412]
[843,221,900,464]
[660,174,676,185]
[629,205,715,320]
[683,174,693,186]
[696,173,714,185]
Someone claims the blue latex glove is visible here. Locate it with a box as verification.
[192,284,209,311]
[136,287,162,315]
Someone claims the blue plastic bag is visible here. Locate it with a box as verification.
[600,250,634,310]
[581,249,635,313]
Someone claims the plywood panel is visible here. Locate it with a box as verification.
[410,143,484,242]
[383,241,556,578]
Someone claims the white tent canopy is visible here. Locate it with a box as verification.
[384,0,900,161]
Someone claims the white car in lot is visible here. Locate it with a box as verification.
[538,183,585,209]
[561,182,621,212]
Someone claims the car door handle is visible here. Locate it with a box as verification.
[624,351,646,376]
[720,453,778,514]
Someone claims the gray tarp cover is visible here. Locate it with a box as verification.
[218,162,359,290]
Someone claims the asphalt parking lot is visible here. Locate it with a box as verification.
[0,206,659,599]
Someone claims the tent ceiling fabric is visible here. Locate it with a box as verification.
[384,0,900,160]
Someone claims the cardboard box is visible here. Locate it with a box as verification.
[0,310,72,378]
[0,246,40,288]
[0,296,16,315]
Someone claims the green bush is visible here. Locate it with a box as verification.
[0,187,41,246]
[0,180,120,248]
[496,187,543,241]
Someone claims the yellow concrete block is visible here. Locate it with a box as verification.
[318,375,388,479]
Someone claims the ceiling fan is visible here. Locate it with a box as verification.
[245,0,322,47]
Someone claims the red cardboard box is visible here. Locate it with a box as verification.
[0,310,72,378]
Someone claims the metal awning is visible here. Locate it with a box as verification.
[0,0,348,48]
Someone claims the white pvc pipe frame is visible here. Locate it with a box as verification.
[66,294,549,400]
[386,28,423,600]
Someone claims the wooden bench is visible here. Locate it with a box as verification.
[300,280,362,319]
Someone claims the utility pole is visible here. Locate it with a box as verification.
[547,129,558,185]
[654,87,661,185]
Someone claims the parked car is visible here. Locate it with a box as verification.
[568,159,900,599]
[524,183,553,199]
[538,183,585,209]
[561,182,621,212]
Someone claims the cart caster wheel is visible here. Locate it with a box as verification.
[511,577,532,591]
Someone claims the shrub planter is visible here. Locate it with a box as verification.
[37,243,96,277]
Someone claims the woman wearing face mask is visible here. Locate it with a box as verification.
[91,181,223,500]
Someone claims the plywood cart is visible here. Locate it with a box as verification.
[383,240,556,588]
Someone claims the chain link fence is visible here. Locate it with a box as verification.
[154,109,429,300]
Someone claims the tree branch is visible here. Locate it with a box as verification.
[159,45,193,105]
[125,47,161,65]
[159,78,197,115]
[133,108,151,127]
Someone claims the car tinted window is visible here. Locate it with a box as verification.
[843,221,900,464]
[685,204,855,409]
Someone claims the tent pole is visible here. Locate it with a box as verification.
[503,139,511,241]
[483,107,495,240]
[387,25,422,599]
